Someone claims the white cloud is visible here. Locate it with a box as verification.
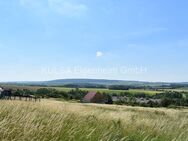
[96,51,103,57]
[48,0,88,17]
[19,0,88,17]
[19,0,49,15]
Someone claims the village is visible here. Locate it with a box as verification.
[0,86,175,107]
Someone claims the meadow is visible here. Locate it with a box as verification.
[0,99,188,141]
[2,85,161,95]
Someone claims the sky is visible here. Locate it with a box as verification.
[0,0,188,82]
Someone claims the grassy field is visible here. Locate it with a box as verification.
[163,88,188,92]
[2,85,161,95]
[0,99,188,141]
[175,87,188,92]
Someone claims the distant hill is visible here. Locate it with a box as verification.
[1,79,188,88]
[45,79,137,86]
[11,79,171,87]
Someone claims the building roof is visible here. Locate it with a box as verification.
[0,87,3,92]
[83,91,97,102]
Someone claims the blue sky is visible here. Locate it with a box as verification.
[0,0,188,82]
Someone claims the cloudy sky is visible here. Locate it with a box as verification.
[0,0,188,82]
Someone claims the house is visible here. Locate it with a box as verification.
[82,92,108,104]
[112,96,128,102]
[0,87,3,96]
[112,96,119,102]
[0,87,3,92]
[135,98,161,104]
[0,88,12,99]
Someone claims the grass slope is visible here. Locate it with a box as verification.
[0,100,188,141]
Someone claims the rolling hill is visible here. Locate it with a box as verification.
[1,79,188,88]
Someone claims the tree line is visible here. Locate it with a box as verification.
[11,88,188,108]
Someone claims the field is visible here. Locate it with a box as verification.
[2,85,161,95]
[0,99,188,141]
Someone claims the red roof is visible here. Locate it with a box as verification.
[83,92,97,102]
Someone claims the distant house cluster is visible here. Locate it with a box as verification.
[82,91,162,105]
[112,96,161,105]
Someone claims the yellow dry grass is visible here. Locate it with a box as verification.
[0,99,188,141]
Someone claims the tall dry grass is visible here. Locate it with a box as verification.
[0,99,188,141]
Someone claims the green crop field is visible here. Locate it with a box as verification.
[2,85,161,95]
[0,99,187,141]
[159,88,188,93]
